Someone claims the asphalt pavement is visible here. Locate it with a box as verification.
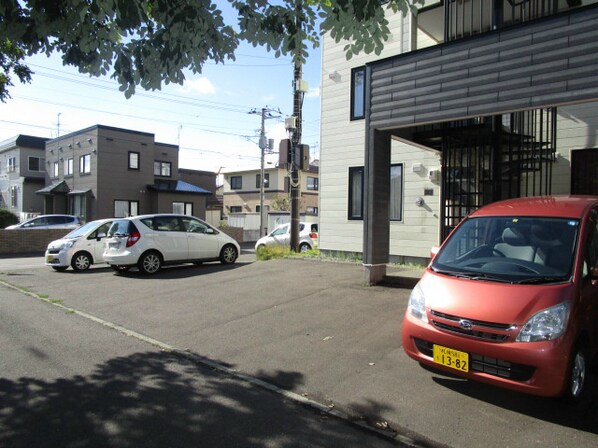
[1,254,597,448]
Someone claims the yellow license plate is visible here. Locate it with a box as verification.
[46,255,54,262]
[433,344,469,372]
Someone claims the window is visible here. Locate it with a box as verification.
[79,154,91,174]
[28,156,44,172]
[10,185,17,207]
[256,205,270,213]
[64,157,74,176]
[307,176,318,191]
[128,152,140,170]
[154,161,172,177]
[53,161,59,178]
[256,173,270,189]
[173,201,193,216]
[348,164,403,221]
[307,206,319,215]
[390,164,403,221]
[230,205,242,213]
[348,167,364,219]
[350,66,366,120]
[114,200,139,218]
[230,176,242,190]
[7,157,16,173]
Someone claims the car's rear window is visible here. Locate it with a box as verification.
[107,220,137,237]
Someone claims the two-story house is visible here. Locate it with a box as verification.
[40,125,214,222]
[223,165,319,215]
[320,0,598,284]
[0,135,48,219]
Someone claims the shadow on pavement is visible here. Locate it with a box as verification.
[0,351,400,448]
[430,372,598,434]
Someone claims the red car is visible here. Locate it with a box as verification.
[402,196,598,400]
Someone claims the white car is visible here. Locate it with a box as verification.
[6,214,81,230]
[103,214,240,275]
[45,219,113,272]
[46,219,113,271]
[255,222,318,252]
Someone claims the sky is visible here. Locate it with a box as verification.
[0,14,322,175]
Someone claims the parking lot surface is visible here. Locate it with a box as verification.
[1,255,597,447]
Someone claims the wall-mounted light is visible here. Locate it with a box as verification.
[87,138,93,144]
[92,149,97,154]
[68,144,73,149]
[328,70,340,81]
[415,197,425,207]
[50,149,54,154]
[76,141,81,147]
[58,146,63,151]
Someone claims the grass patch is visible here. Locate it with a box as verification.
[256,246,322,261]
[48,299,64,304]
[256,245,292,260]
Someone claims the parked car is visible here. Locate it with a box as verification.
[402,195,598,401]
[5,214,81,230]
[45,219,113,272]
[103,214,240,275]
[255,222,318,252]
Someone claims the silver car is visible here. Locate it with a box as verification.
[103,214,240,275]
[6,214,81,230]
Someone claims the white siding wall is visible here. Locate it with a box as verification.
[553,102,598,194]
[321,10,441,257]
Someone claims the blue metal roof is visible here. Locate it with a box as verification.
[149,180,211,194]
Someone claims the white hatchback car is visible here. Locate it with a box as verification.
[103,214,240,274]
[255,222,318,252]
[45,218,113,272]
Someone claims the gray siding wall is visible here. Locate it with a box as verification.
[369,6,598,130]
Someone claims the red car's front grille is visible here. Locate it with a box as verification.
[430,309,515,342]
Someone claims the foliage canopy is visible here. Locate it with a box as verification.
[0,0,418,101]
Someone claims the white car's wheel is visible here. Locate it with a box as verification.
[138,251,162,274]
[71,252,92,271]
[220,244,238,264]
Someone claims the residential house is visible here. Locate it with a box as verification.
[0,135,48,219]
[223,164,319,237]
[223,165,319,215]
[41,125,214,222]
[320,0,598,284]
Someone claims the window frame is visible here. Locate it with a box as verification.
[173,201,193,216]
[114,200,139,218]
[28,156,44,172]
[348,166,364,220]
[79,154,91,174]
[256,173,270,189]
[128,151,140,170]
[7,157,16,173]
[230,176,242,190]
[350,66,366,121]
[390,163,404,222]
[154,160,172,177]
[64,157,74,176]
[53,161,60,178]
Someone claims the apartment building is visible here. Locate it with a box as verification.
[40,125,214,222]
[320,0,598,284]
[0,135,48,219]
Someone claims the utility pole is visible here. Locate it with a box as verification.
[249,107,281,237]
[290,0,304,252]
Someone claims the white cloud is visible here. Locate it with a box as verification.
[182,77,216,95]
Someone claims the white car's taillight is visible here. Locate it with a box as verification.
[126,230,141,247]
